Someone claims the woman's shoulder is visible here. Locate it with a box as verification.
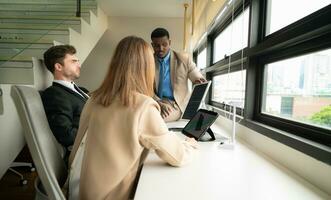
[135,93,156,104]
[135,93,159,110]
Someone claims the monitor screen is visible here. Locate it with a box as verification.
[181,81,211,120]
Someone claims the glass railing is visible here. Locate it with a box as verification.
[0,0,97,84]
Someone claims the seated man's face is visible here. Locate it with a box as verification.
[151,36,171,58]
[61,54,81,81]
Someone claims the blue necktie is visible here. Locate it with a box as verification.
[158,59,166,99]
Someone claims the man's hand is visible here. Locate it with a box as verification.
[157,100,176,119]
[194,77,207,84]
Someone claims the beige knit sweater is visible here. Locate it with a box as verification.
[68,93,196,200]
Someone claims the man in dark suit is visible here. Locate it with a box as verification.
[41,45,88,151]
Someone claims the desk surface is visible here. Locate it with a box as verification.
[134,133,330,200]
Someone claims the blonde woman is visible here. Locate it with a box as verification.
[68,36,197,200]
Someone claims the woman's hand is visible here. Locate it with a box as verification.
[185,137,199,149]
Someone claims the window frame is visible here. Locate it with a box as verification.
[245,0,331,163]
[194,43,208,69]
[193,0,331,164]
[255,47,331,145]
[195,0,250,117]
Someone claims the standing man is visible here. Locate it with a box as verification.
[151,27,206,122]
[42,45,88,152]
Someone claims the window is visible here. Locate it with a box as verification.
[213,8,249,63]
[192,0,331,163]
[197,48,207,69]
[249,1,331,152]
[266,0,330,35]
[262,48,331,130]
[212,70,246,108]
[202,0,249,117]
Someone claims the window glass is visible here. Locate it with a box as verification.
[213,8,249,63]
[263,48,331,130]
[197,48,207,69]
[212,70,246,108]
[266,0,330,35]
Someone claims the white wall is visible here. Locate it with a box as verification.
[78,17,183,91]
[108,17,183,52]
[77,29,112,91]
[0,84,25,178]
[70,6,108,64]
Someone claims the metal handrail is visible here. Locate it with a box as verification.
[76,0,81,17]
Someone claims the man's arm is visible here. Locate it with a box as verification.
[183,53,207,83]
[42,91,77,147]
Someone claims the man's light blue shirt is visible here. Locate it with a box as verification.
[158,51,174,100]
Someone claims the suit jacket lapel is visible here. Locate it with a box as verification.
[170,50,176,92]
[52,82,87,102]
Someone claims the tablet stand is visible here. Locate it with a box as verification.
[206,128,216,140]
[198,128,216,141]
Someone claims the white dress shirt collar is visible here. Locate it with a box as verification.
[53,80,75,91]
[53,80,89,99]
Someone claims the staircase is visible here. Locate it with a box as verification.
[0,0,107,85]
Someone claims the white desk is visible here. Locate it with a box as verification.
[134,134,330,200]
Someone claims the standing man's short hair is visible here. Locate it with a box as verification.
[151,28,170,39]
[43,45,76,73]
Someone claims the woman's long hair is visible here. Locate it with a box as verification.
[91,36,155,106]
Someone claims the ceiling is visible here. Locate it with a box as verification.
[97,0,191,18]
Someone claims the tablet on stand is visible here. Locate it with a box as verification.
[181,109,219,142]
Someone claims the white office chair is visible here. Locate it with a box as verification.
[8,162,35,185]
[11,85,67,200]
